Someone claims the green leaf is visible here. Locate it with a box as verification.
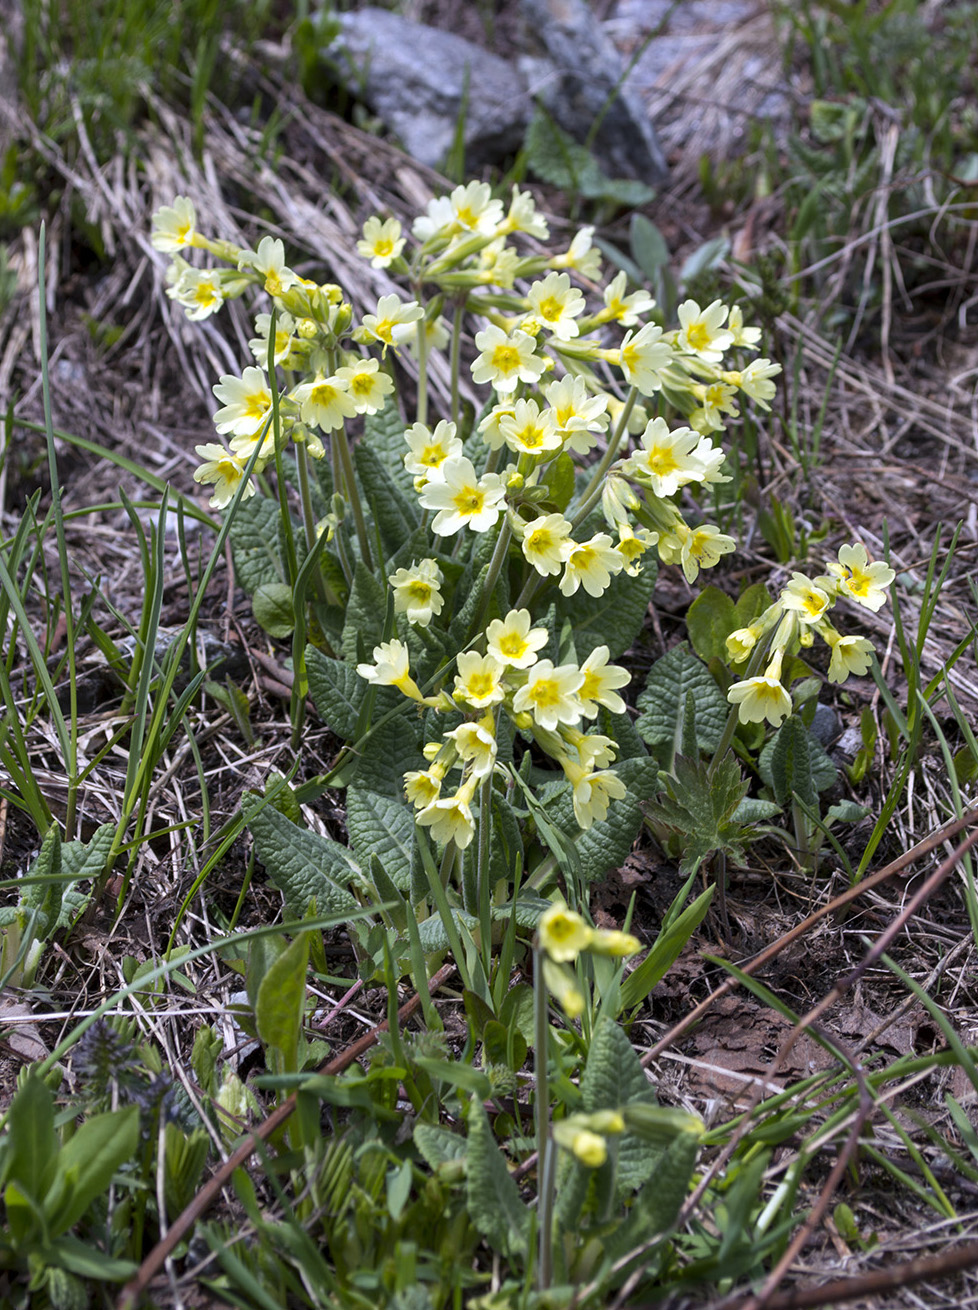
[58,823,112,928]
[556,556,657,659]
[366,854,409,931]
[544,757,660,884]
[680,236,730,283]
[465,1098,529,1256]
[581,1017,659,1194]
[734,583,772,629]
[646,754,750,873]
[357,443,421,562]
[413,1058,492,1098]
[228,495,285,595]
[346,787,416,891]
[44,1106,140,1234]
[417,907,479,953]
[252,582,296,638]
[47,1234,136,1281]
[247,804,359,918]
[341,561,387,662]
[256,931,310,1073]
[414,1122,467,1170]
[4,1074,57,1193]
[306,646,365,742]
[630,213,670,279]
[602,1125,700,1264]
[685,586,736,662]
[636,643,728,755]
[765,714,835,806]
[541,452,576,513]
[619,883,714,1011]
[22,824,62,939]
[825,799,870,824]
[352,704,425,795]
[363,402,414,496]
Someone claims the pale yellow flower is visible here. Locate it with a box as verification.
[578,645,630,718]
[727,648,792,726]
[193,443,256,508]
[552,226,602,280]
[238,236,299,298]
[335,358,394,414]
[249,312,298,367]
[417,778,478,849]
[538,903,593,962]
[826,633,874,683]
[404,768,443,810]
[545,375,609,455]
[560,534,624,599]
[602,270,656,325]
[485,609,548,669]
[498,398,561,456]
[827,544,895,613]
[677,298,734,363]
[726,626,760,663]
[512,659,584,731]
[521,513,574,576]
[361,294,425,350]
[471,325,546,394]
[569,767,628,829]
[151,196,197,252]
[616,524,658,576]
[618,323,672,395]
[525,272,586,341]
[623,418,704,498]
[357,216,405,268]
[403,420,463,478]
[292,373,358,432]
[781,572,831,626]
[728,305,762,347]
[356,639,424,701]
[388,558,444,626]
[212,367,273,438]
[419,457,507,535]
[677,523,737,584]
[166,263,224,321]
[446,718,497,778]
[502,186,549,239]
[454,651,506,709]
[736,358,781,407]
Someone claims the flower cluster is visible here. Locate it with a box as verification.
[152,187,775,580]
[149,183,792,842]
[356,616,634,845]
[726,543,896,727]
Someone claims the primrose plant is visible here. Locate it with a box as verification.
[150,183,894,868]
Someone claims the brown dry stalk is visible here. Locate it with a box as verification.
[641,803,978,1067]
[118,961,456,1310]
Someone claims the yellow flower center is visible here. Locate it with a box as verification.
[490,344,522,374]
[310,385,338,408]
[351,374,374,397]
[499,633,527,658]
[374,238,394,257]
[454,488,485,516]
[538,296,562,322]
[530,678,560,710]
[648,446,679,476]
[466,671,495,699]
[421,444,446,467]
[685,322,712,352]
[243,393,270,421]
[407,582,432,605]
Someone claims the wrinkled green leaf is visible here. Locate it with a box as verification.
[341,561,388,662]
[545,757,659,884]
[247,804,359,918]
[466,1098,529,1256]
[636,643,728,755]
[557,557,657,660]
[346,787,416,891]
[306,646,365,742]
[228,495,285,595]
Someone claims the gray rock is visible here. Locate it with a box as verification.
[519,0,668,184]
[330,9,530,170]
[810,702,842,748]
